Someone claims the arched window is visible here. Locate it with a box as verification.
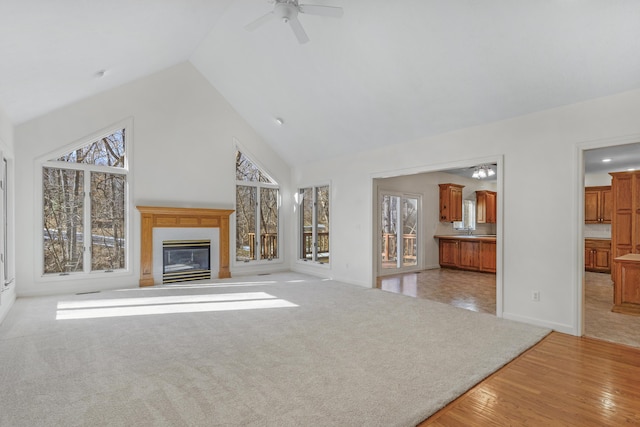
[235,150,279,262]
[42,128,128,275]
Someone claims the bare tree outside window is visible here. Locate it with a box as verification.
[42,129,127,275]
[236,185,256,261]
[91,172,125,270]
[299,186,330,263]
[43,168,84,273]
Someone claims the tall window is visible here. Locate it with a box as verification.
[299,185,330,264]
[235,151,279,262]
[42,129,128,275]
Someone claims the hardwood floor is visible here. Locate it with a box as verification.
[379,268,640,425]
[419,332,640,426]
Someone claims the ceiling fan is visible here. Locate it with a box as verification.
[245,0,343,44]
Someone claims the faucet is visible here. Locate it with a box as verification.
[467,229,473,235]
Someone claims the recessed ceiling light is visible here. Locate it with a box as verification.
[274,118,284,126]
[602,158,612,163]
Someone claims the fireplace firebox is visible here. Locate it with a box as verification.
[162,240,211,284]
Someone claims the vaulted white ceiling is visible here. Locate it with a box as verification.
[2,0,640,165]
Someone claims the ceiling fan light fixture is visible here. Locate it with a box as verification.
[275,2,297,23]
[244,0,343,44]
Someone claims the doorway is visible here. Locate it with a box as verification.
[581,141,640,348]
[373,158,503,317]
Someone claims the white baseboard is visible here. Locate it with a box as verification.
[502,312,577,335]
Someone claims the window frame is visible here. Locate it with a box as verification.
[297,183,331,267]
[35,120,133,282]
[233,146,282,266]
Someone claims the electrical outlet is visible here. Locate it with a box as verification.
[532,291,540,302]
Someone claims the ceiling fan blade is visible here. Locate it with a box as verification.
[298,4,343,18]
[245,12,275,31]
[289,16,310,44]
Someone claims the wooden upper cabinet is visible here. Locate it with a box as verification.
[584,186,612,224]
[439,183,464,222]
[476,190,497,224]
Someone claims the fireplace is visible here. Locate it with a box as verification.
[136,206,234,287]
[162,240,211,283]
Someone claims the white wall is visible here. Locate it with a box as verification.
[15,62,291,297]
[0,104,15,323]
[292,88,640,335]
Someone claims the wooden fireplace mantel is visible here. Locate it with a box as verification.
[137,206,234,287]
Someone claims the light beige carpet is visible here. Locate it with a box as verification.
[0,272,549,426]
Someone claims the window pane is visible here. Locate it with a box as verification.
[236,185,256,261]
[300,188,313,260]
[53,129,125,168]
[316,186,330,263]
[91,172,126,271]
[402,197,418,267]
[260,188,278,260]
[235,151,273,183]
[43,167,84,273]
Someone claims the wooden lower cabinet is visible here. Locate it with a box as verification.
[584,239,611,273]
[437,237,496,273]
[613,254,640,315]
[479,241,496,273]
[458,241,480,271]
[439,239,459,268]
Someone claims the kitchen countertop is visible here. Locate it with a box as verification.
[434,234,497,241]
[585,237,611,241]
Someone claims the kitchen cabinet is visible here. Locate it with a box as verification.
[479,240,496,273]
[584,186,612,224]
[436,236,496,273]
[439,183,464,222]
[458,240,480,271]
[610,172,640,301]
[584,239,611,273]
[612,254,640,316]
[476,190,497,224]
[610,172,640,259]
[439,238,459,267]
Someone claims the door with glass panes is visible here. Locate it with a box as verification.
[380,193,419,271]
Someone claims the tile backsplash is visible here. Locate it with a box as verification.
[584,223,611,239]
